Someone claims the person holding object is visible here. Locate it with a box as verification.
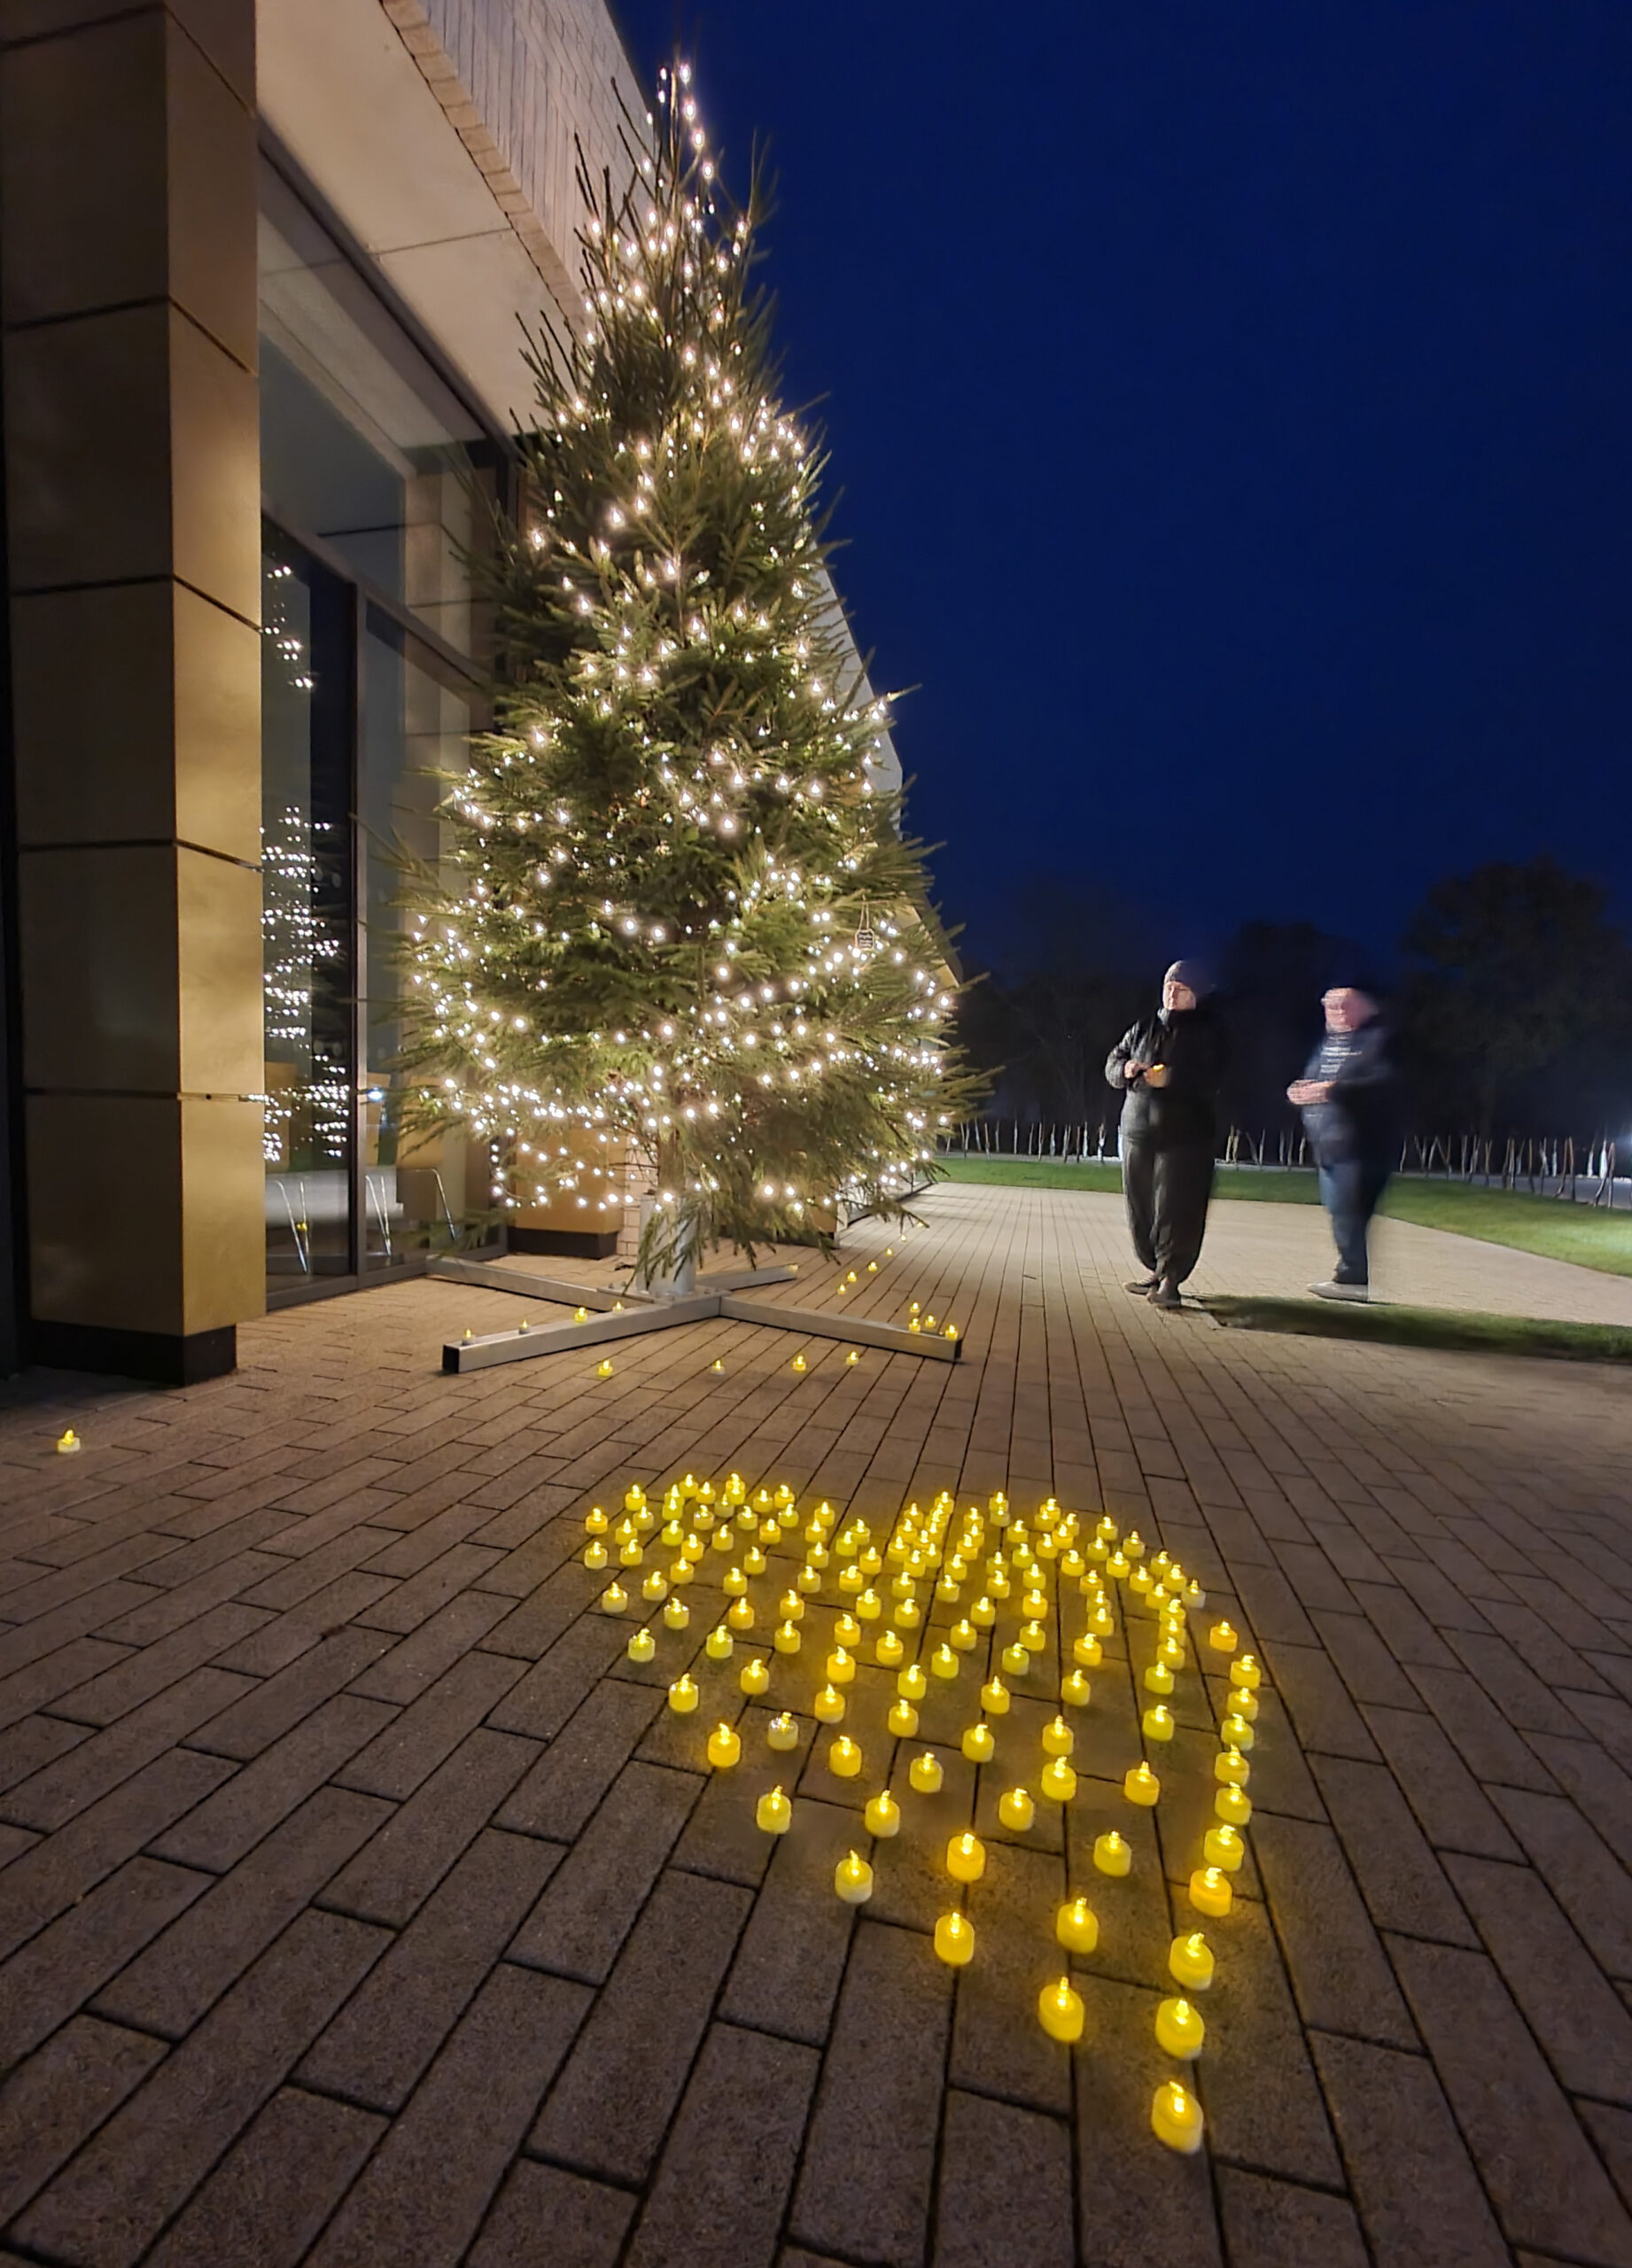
[1288,987,1400,1300]
[1106,960,1227,1309]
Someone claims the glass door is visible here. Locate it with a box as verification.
[260,529,357,1291]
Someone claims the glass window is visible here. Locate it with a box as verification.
[257,156,492,657]
[260,531,355,1287]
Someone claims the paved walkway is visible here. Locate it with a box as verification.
[1,1182,1631,2268]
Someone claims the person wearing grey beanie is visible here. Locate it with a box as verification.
[1105,963,1227,1309]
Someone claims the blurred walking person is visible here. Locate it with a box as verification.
[1288,987,1400,1300]
[1107,961,1227,1309]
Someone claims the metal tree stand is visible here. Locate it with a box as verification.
[431,1254,962,1375]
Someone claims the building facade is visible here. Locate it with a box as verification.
[0,0,898,1383]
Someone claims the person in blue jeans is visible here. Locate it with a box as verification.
[1287,988,1401,1300]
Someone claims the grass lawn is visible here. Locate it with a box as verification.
[936,1154,1632,1278]
[1204,1294,1632,1365]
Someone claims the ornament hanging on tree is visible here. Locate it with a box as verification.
[395,60,982,1280]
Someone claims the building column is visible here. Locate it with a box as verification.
[1,0,262,1384]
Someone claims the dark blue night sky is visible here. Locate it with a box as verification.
[613,2,1632,971]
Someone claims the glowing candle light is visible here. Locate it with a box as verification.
[1208,1619,1239,1655]
[980,1675,1011,1716]
[888,1698,920,1737]
[834,1849,874,1904]
[1143,1661,1174,1697]
[1073,1634,1103,1669]
[1233,1652,1263,1689]
[949,1619,977,1652]
[864,1790,901,1837]
[835,1612,863,1647]
[596,1359,614,1379]
[706,1720,742,1768]
[961,1720,995,1763]
[812,1683,846,1724]
[946,1830,986,1884]
[898,1664,928,1702]
[600,1582,628,1616]
[704,1623,734,1660]
[1061,1669,1092,1708]
[584,1542,609,1572]
[930,1643,959,1680]
[778,1588,804,1622]
[766,1712,799,1751]
[909,1750,944,1794]
[828,1734,862,1778]
[756,1784,791,1834]
[827,1647,856,1685]
[1215,1783,1253,1827]
[1000,1641,1029,1676]
[934,1909,975,1965]
[668,1674,699,1714]
[1039,1756,1077,1803]
[1151,2079,1205,2154]
[1215,1746,1250,1787]
[1041,1715,1075,1758]
[1155,1997,1206,2061]
[641,1570,668,1602]
[998,1785,1036,1831]
[1204,1822,1245,1871]
[1093,1829,1132,1876]
[971,1596,997,1629]
[1141,1703,1176,1743]
[1170,1930,1216,1991]
[726,1597,755,1634]
[663,1596,690,1631]
[1221,1713,1255,1751]
[1037,1976,1085,2043]
[1189,1865,1233,1917]
[585,1507,609,1535]
[1228,1685,1259,1723]
[1056,1896,1099,1953]
[1123,1761,1161,1807]
[627,1628,656,1664]
[739,1657,770,1696]
[856,1589,882,1621]
[773,1620,802,1655]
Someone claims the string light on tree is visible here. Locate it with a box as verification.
[395,58,980,1274]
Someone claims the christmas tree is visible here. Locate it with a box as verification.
[398,62,978,1277]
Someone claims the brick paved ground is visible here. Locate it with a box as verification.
[2,1181,1631,2268]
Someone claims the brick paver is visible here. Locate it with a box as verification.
[2,1181,1631,2264]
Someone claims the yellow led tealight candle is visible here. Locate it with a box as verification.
[835,1849,874,1904]
[875,1629,905,1667]
[1221,1713,1255,1751]
[668,1674,699,1714]
[778,1588,804,1622]
[585,1507,609,1536]
[946,1830,986,1884]
[1215,1745,1250,1787]
[1039,1756,1077,1803]
[706,1720,742,1769]
[599,1582,628,1616]
[1189,1865,1233,1917]
[704,1623,734,1660]
[663,1597,690,1631]
[980,1675,1011,1716]
[755,1784,791,1834]
[1143,1661,1174,1697]
[888,1698,920,1737]
[1155,1997,1206,2061]
[812,1683,846,1725]
[828,1734,862,1778]
[961,1721,995,1763]
[929,1643,959,1680]
[1124,1761,1161,1806]
[1061,1670,1092,1708]
[1208,1619,1239,1654]
[1142,1703,1176,1743]
[934,1910,975,1966]
[864,1789,901,1837]
[1093,1829,1132,1876]
[641,1570,668,1602]
[627,1628,657,1664]
[898,1664,928,1702]
[1073,1634,1103,1668]
[1204,1821,1245,1871]
[1037,1976,1085,2043]
[1041,1715,1074,1758]
[1233,1651,1263,1689]
[766,1712,799,1752]
[1056,1896,1099,1953]
[773,1620,802,1655]
[856,1588,882,1621]
[835,1612,863,1647]
[1169,1930,1216,1991]
[739,1657,770,1696]
[726,1598,755,1634]
[909,1750,944,1794]
[827,1647,856,1685]
[1228,1685,1259,1723]
[948,1619,977,1652]
[998,1785,1036,1831]
[1216,1783,1253,1827]
[1152,2079,1206,2154]
[1000,1641,1030,1676]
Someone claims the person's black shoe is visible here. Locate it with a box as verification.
[1124,1278,1158,1295]
[1148,1279,1182,1310]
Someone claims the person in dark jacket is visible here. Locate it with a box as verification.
[1287,987,1400,1300]
[1106,960,1227,1309]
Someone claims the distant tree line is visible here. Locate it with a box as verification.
[955,858,1632,1146]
